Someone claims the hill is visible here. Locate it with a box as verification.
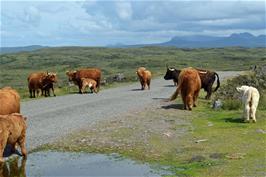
[0,45,48,54]
[121,33,266,48]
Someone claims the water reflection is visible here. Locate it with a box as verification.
[0,151,165,177]
[0,157,26,177]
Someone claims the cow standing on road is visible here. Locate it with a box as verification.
[164,67,220,99]
[136,67,152,90]
[170,67,201,110]
[28,72,57,98]
[66,68,101,93]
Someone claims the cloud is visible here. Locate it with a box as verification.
[1,1,265,47]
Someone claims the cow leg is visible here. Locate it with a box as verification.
[29,89,32,98]
[51,86,56,96]
[244,104,250,122]
[250,105,257,123]
[18,137,27,157]
[205,86,212,100]
[193,90,200,107]
[33,90,36,98]
[0,133,8,163]
[147,79,151,90]
[187,94,193,111]
[78,83,82,94]
[181,94,187,110]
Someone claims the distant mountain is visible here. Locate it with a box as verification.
[160,33,266,48]
[0,45,48,54]
[121,33,266,48]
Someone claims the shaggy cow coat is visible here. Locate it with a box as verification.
[0,87,20,115]
[66,68,101,93]
[170,67,201,110]
[27,72,57,98]
[136,67,152,90]
[81,78,98,94]
[0,113,27,162]
[164,67,220,99]
[236,85,260,123]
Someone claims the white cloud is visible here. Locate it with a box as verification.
[1,1,265,47]
[115,1,132,20]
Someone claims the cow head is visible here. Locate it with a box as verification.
[164,67,180,80]
[66,70,77,82]
[47,72,58,83]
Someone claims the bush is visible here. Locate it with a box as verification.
[222,99,242,110]
[214,65,266,110]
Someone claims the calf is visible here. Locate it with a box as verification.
[236,85,260,123]
[81,78,98,94]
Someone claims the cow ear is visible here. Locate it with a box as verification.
[66,71,69,74]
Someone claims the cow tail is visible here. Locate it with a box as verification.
[170,87,180,101]
[214,72,220,92]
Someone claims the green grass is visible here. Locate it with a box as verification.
[34,95,266,176]
[1,46,265,99]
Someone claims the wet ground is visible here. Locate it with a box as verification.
[1,151,166,177]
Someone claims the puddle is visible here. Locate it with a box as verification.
[1,151,168,177]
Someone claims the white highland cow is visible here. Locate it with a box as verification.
[236,85,260,123]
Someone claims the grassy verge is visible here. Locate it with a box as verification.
[34,95,266,176]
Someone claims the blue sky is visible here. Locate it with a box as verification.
[1,0,265,47]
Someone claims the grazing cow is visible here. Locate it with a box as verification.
[81,78,98,94]
[236,85,260,123]
[0,113,27,163]
[0,87,20,115]
[66,68,101,93]
[170,67,201,110]
[164,67,220,99]
[136,67,152,90]
[27,72,57,98]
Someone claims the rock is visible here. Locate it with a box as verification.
[256,129,266,134]
[212,99,222,109]
[189,155,206,163]
[195,139,208,143]
[209,153,225,159]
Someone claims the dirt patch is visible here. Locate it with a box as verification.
[41,99,192,162]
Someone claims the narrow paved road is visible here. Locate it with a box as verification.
[22,71,242,150]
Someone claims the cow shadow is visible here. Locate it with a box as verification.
[224,117,245,123]
[152,97,169,100]
[163,85,176,88]
[130,88,143,91]
[161,103,184,110]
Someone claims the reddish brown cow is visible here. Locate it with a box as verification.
[28,72,57,98]
[81,78,98,94]
[66,68,101,93]
[170,67,201,110]
[136,67,152,90]
[0,113,27,162]
[0,87,20,115]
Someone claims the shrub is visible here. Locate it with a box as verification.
[222,99,242,110]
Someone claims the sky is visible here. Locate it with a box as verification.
[1,0,265,47]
